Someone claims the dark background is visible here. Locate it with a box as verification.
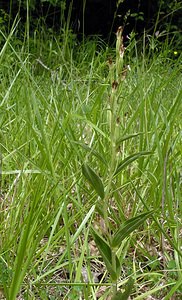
[0,0,181,42]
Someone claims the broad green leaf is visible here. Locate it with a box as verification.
[82,163,105,199]
[112,211,154,248]
[91,228,121,281]
[111,277,134,300]
[114,151,152,176]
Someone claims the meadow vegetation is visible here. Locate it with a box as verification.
[0,17,182,299]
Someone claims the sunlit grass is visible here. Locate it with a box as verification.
[0,23,181,299]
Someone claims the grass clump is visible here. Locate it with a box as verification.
[0,22,181,299]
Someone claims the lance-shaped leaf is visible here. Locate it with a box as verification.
[73,141,107,165]
[112,211,154,248]
[91,228,121,281]
[114,151,152,176]
[82,163,105,199]
[116,132,143,146]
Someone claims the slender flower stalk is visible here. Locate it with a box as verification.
[103,26,126,294]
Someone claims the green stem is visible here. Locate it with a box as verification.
[111,250,117,294]
[103,88,118,233]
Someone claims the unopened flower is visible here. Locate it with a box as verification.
[107,57,113,67]
[112,80,118,91]
[116,26,123,38]
[119,44,125,58]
